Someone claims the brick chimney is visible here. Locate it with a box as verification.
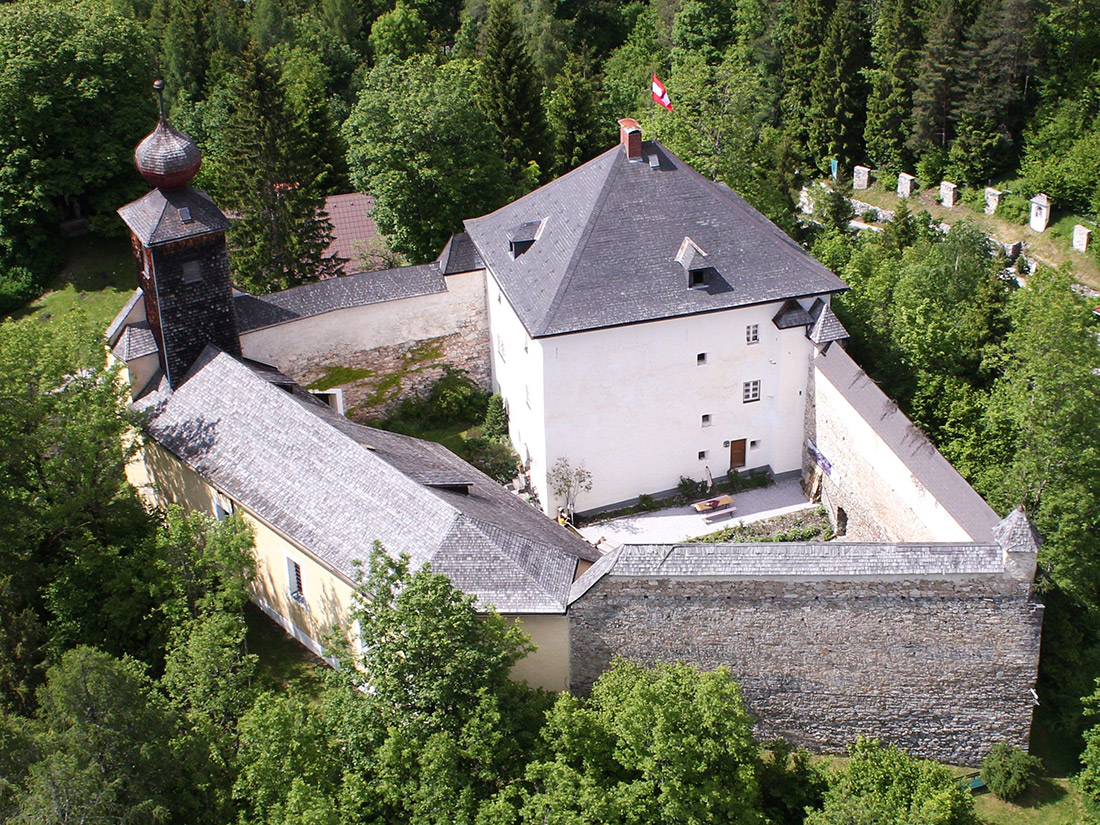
[618,118,643,161]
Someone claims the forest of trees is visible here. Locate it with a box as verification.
[1,0,1100,819]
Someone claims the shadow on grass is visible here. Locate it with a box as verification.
[244,602,329,702]
[1014,777,1069,809]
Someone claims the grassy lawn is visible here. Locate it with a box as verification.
[244,602,329,701]
[973,778,1084,825]
[849,182,1100,292]
[7,234,136,328]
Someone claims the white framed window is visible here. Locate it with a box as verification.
[310,387,346,415]
[701,414,712,427]
[213,492,234,522]
[746,324,759,344]
[287,558,306,605]
[743,380,761,403]
[496,334,506,362]
[697,352,707,365]
[750,439,760,449]
[698,450,708,460]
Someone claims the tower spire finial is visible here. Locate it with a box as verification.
[153,78,166,121]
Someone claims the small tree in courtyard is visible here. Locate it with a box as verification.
[548,457,592,520]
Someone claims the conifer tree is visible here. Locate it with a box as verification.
[201,49,342,293]
[863,0,922,172]
[780,0,833,158]
[545,52,606,177]
[911,0,962,156]
[806,0,869,169]
[479,0,550,191]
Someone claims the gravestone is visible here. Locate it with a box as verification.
[897,173,915,198]
[1074,224,1091,252]
[984,188,1002,215]
[853,165,871,190]
[940,181,957,208]
[1029,194,1050,232]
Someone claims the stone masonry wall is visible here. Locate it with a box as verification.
[240,271,490,421]
[569,574,1042,765]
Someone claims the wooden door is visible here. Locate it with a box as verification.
[730,438,747,470]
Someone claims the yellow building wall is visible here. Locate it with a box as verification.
[132,441,572,689]
[509,615,570,691]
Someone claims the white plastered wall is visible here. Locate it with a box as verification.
[239,270,487,374]
[516,301,816,513]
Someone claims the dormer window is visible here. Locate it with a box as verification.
[509,219,544,258]
[675,236,710,289]
[181,260,202,284]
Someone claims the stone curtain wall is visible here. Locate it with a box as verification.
[806,347,995,543]
[569,572,1042,764]
[240,271,490,421]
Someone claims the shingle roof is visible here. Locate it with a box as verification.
[136,347,597,613]
[112,322,158,361]
[772,298,813,329]
[437,232,485,274]
[569,541,1006,603]
[814,345,1001,542]
[322,192,378,267]
[993,507,1042,555]
[106,289,145,346]
[234,264,444,332]
[117,187,230,246]
[464,141,847,338]
[807,298,849,344]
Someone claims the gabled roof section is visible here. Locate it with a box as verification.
[117,187,230,246]
[135,347,597,613]
[465,141,847,338]
[234,263,444,332]
[772,298,813,329]
[808,299,849,344]
[106,289,145,346]
[112,322,158,361]
[438,232,485,275]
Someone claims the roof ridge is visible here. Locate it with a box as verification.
[461,518,566,597]
[539,150,624,336]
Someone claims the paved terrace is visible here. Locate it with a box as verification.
[578,478,814,546]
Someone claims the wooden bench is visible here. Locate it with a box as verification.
[704,506,737,522]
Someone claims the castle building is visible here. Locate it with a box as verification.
[108,94,1042,764]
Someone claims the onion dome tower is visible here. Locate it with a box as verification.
[117,80,240,390]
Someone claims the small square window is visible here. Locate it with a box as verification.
[696,352,707,365]
[182,260,202,284]
[750,439,760,448]
[701,414,712,427]
[698,450,708,460]
[743,380,761,403]
[689,269,706,288]
[746,324,759,344]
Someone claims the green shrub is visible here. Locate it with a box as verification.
[637,493,658,511]
[461,437,520,484]
[678,475,706,500]
[0,266,42,315]
[997,192,1031,226]
[482,394,508,441]
[980,741,1043,800]
[426,367,489,424]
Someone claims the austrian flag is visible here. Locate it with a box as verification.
[652,74,673,111]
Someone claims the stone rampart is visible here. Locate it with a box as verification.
[569,560,1042,764]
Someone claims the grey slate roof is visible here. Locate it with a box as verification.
[772,298,813,330]
[814,345,1001,542]
[464,141,847,338]
[112,322,158,361]
[136,347,598,613]
[438,232,485,275]
[117,187,230,246]
[807,299,849,344]
[106,289,145,346]
[569,541,1006,603]
[235,264,444,332]
[993,507,1042,555]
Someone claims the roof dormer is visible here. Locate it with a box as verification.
[675,236,710,289]
[509,218,545,258]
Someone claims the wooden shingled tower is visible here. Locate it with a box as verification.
[117,80,240,389]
